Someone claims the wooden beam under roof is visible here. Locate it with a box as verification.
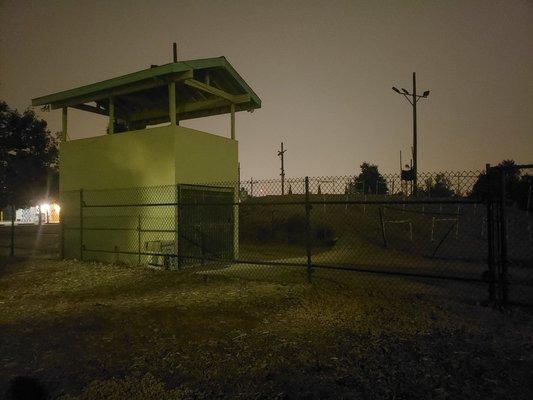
[130,102,252,127]
[47,70,193,110]
[127,95,250,123]
[183,78,244,103]
[71,103,109,116]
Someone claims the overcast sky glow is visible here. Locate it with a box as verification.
[1,0,532,179]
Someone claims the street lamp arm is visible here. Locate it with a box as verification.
[402,93,414,105]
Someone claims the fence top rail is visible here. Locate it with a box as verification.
[81,198,485,208]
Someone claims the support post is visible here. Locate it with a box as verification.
[412,72,418,197]
[237,163,241,200]
[177,187,182,269]
[278,142,286,195]
[60,216,65,260]
[379,207,387,248]
[79,189,84,261]
[10,204,15,257]
[201,230,205,267]
[486,167,495,300]
[527,178,532,213]
[108,98,114,135]
[499,168,508,306]
[169,82,176,126]
[230,103,235,139]
[137,215,141,265]
[305,177,313,283]
[61,107,68,142]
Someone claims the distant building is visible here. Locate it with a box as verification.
[1,203,60,225]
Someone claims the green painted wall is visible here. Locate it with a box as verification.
[59,125,238,263]
[60,124,237,191]
[174,127,238,184]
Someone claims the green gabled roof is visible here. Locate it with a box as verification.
[31,57,261,124]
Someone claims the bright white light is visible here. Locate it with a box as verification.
[40,203,50,212]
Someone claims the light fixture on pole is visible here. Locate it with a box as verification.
[391,73,430,196]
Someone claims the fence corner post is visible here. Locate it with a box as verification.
[305,177,313,283]
[499,167,508,306]
[10,204,15,257]
[137,215,141,265]
[60,216,65,260]
[379,206,387,248]
[79,189,84,261]
[485,164,496,302]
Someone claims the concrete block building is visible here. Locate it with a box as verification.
[32,56,261,264]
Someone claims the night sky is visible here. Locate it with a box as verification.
[1,0,531,179]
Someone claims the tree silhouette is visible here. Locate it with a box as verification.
[0,101,58,209]
[346,162,388,195]
[424,174,454,198]
[470,159,531,209]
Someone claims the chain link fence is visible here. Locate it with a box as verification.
[3,170,528,306]
[0,205,60,258]
[54,170,532,306]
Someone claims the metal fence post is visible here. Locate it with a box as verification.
[499,168,508,306]
[485,164,495,302]
[305,177,313,283]
[176,185,181,269]
[201,230,205,267]
[379,207,387,248]
[10,204,15,257]
[60,217,65,260]
[79,189,84,261]
[137,215,141,265]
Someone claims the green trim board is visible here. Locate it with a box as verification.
[31,57,261,124]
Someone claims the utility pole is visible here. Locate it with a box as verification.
[412,73,417,196]
[278,142,287,195]
[392,73,430,197]
[250,177,256,197]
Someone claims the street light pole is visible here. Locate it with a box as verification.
[392,74,429,197]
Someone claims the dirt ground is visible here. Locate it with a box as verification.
[0,257,532,399]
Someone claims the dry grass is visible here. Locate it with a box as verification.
[0,257,532,399]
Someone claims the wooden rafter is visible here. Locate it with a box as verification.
[127,97,232,123]
[71,103,109,116]
[183,79,249,103]
[49,70,193,110]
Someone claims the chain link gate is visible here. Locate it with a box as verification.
[487,163,533,307]
[178,184,235,268]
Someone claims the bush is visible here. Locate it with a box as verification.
[285,214,307,244]
[241,212,337,248]
[315,224,337,247]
